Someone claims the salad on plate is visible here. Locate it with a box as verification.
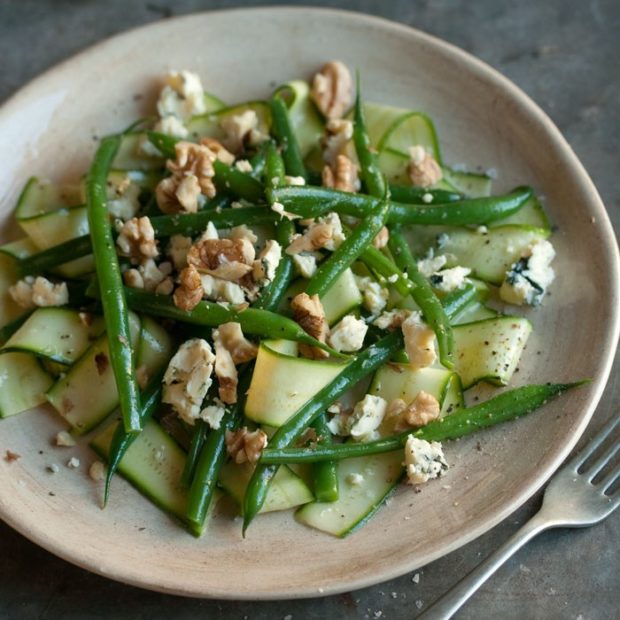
[0,61,581,538]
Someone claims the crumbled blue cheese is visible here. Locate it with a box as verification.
[67,457,80,469]
[220,109,268,152]
[200,403,226,429]
[200,274,246,305]
[417,254,447,277]
[89,461,106,482]
[404,436,448,484]
[401,312,436,369]
[346,472,364,486]
[422,192,434,204]
[157,70,207,121]
[284,175,306,186]
[162,339,216,425]
[271,201,300,221]
[429,266,471,293]
[355,276,389,316]
[254,240,282,284]
[107,175,141,221]
[293,253,317,278]
[349,394,388,442]
[155,115,189,138]
[327,315,368,352]
[499,239,556,306]
[373,309,411,330]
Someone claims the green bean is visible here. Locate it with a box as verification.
[18,236,93,276]
[311,413,339,502]
[123,288,344,357]
[269,96,306,179]
[253,227,294,311]
[87,135,142,434]
[248,145,268,180]
[181,419,208,488]
[389,226,454,368]
[186,368,252,536]
[441,282,483,321]
[264,140,286,193]
[359,245,412,297]
[146,130,177,159]
[103,374,163,505]
[212,159,265,203]
[259,382,583,464]
[353,76,386,198]
[388,185,462,204]
[270,185,533,225]
[305,197,391,298]
[242,330,403,534]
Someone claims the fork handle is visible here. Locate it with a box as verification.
[418,513,550,619]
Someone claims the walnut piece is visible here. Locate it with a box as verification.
[155,141,218,213]
[389,391,441,432]
[322,119,354,165]
[173,264,204,311]
[286,223,333,255]
[311,61,353,120]
[116,216,159,263]
[9,276,69,309]
[372,226,390,250]
[187,237,255,281]
[124,259,173,295]
[407,145,443,188]
[225,427,268,464]
[162,338,215,425]
[322,154,360,193]
[220,109,268,154]
[290,292,329,359]
[200,137,235,166]
[213,328,238,404]
[216,322,258,364]
[401,312,436,369]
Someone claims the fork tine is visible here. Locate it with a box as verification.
[569,414,620,470]
[586,441,620,482]
[598,461,620,495]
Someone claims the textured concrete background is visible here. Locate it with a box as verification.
[0,1,618,618]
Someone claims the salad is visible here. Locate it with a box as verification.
[0,61,580,538]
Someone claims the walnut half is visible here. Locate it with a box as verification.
[225,427,268,464]
[311,61,353,120]
[290,292,329,359]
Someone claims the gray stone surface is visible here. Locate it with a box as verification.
[0,1,618,618]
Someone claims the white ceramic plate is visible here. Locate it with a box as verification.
[0,8,618,599]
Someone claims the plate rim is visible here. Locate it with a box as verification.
[0,5,618,600]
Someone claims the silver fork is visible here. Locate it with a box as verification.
[419,414,620,619]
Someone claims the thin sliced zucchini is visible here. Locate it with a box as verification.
[377,111,441,162]
[453,316,532,388]
[295,451,403,537]
[490,195,551,230]
[0,351,53,418]
[136,316,175,379]
[218,461,313,513]
[438,225,550,284]
[203,91,227,113]
[14,177,82,221]
[262,339,298,356]
[245,343,348,427]
[46,313,141,434]
[281,268,362,326]
[2,308,105,363]
[450,301,498,326]
[113,132,165,170]
[0,237,38,260]
[186,101,271,143]
[18,205,93,277]
[0,251,27,329]
[91,419,189,521]
[439,167,492,197]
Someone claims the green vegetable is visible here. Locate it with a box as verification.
[389,226,454,368]
[259,382,584,463]
[123,288,344,358]
[86,134,142,434]
[186,368,252,535]
[353,77,386,198]
[305,196,390,298]
[212,159,265,203]
[311,413,339,502]
[388,185,462,204]
[270,185,533,225]
[103,373,163,505]
[242,330,403,534]
[270,96,306,179]
[181,419,208,488]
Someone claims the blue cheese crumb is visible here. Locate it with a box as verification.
[404,436,448,484]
